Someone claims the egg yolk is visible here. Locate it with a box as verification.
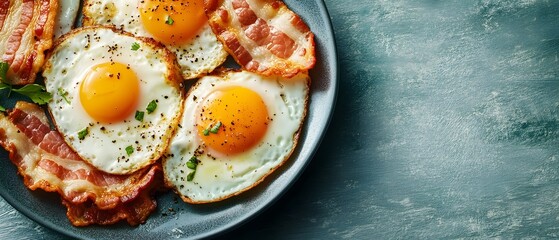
[197,87,269,155]
[139,0,206,45]
[80,62,140,123]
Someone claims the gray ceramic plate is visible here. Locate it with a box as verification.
[0,0,337,239]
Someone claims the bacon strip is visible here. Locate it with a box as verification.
[34,0,50,36]
[0,102,163,226]
[0,1,10,31]
[3,0,34,70]
[232,0,296,59]
[63,191,157,226]
[0,0,57,85]
[204,0,315,78]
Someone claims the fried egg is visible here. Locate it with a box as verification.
[164,69,309,203]
[42,26,184,175]
[82,0,228,80]
[54,0,80,39]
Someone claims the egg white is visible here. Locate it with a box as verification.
[164,70,309,203]
[54,0,80,39]
[43,27,184,175]
[82,0,228,80]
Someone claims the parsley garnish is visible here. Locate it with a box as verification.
[125,145,134,156]
[0,77,7,110]
[12,84,52,104]
[58,88,70,104]
[0,82,10,92]
[210,121,222,134]
[135,111,144,122]
[131,42,140,51]
[165,16,174,25]
[0,61,52,105]
[0,62,10,103]
[78,128,89,140]
[0,62,8,82]
[146,100,157,113]
[0,83,52,105]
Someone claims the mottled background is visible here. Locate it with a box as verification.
[2,0,559,239]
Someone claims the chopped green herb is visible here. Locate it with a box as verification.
[210,121,222,134]
[186,156,198,170]
[187,171,195,181]
[186,161,196,170]
[78,128,89,140]
[146,100,157,113]
[0,61,9,82]
[125,145,134,156]
[0,105,5,112]
[131,42,140,51]
[165,16,174,25]
[58,88,70,104]
[186,156,198,181]
[135,111,145,122]
[203,128,210,136]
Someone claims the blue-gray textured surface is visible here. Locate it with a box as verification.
[2,0,559,239]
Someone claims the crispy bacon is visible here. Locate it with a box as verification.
[204,0,316,78]
[63,191,157,226]
[0,0,57,85]
[34,0,50,36]
[0,102,163,226]
[0,1,10,31]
